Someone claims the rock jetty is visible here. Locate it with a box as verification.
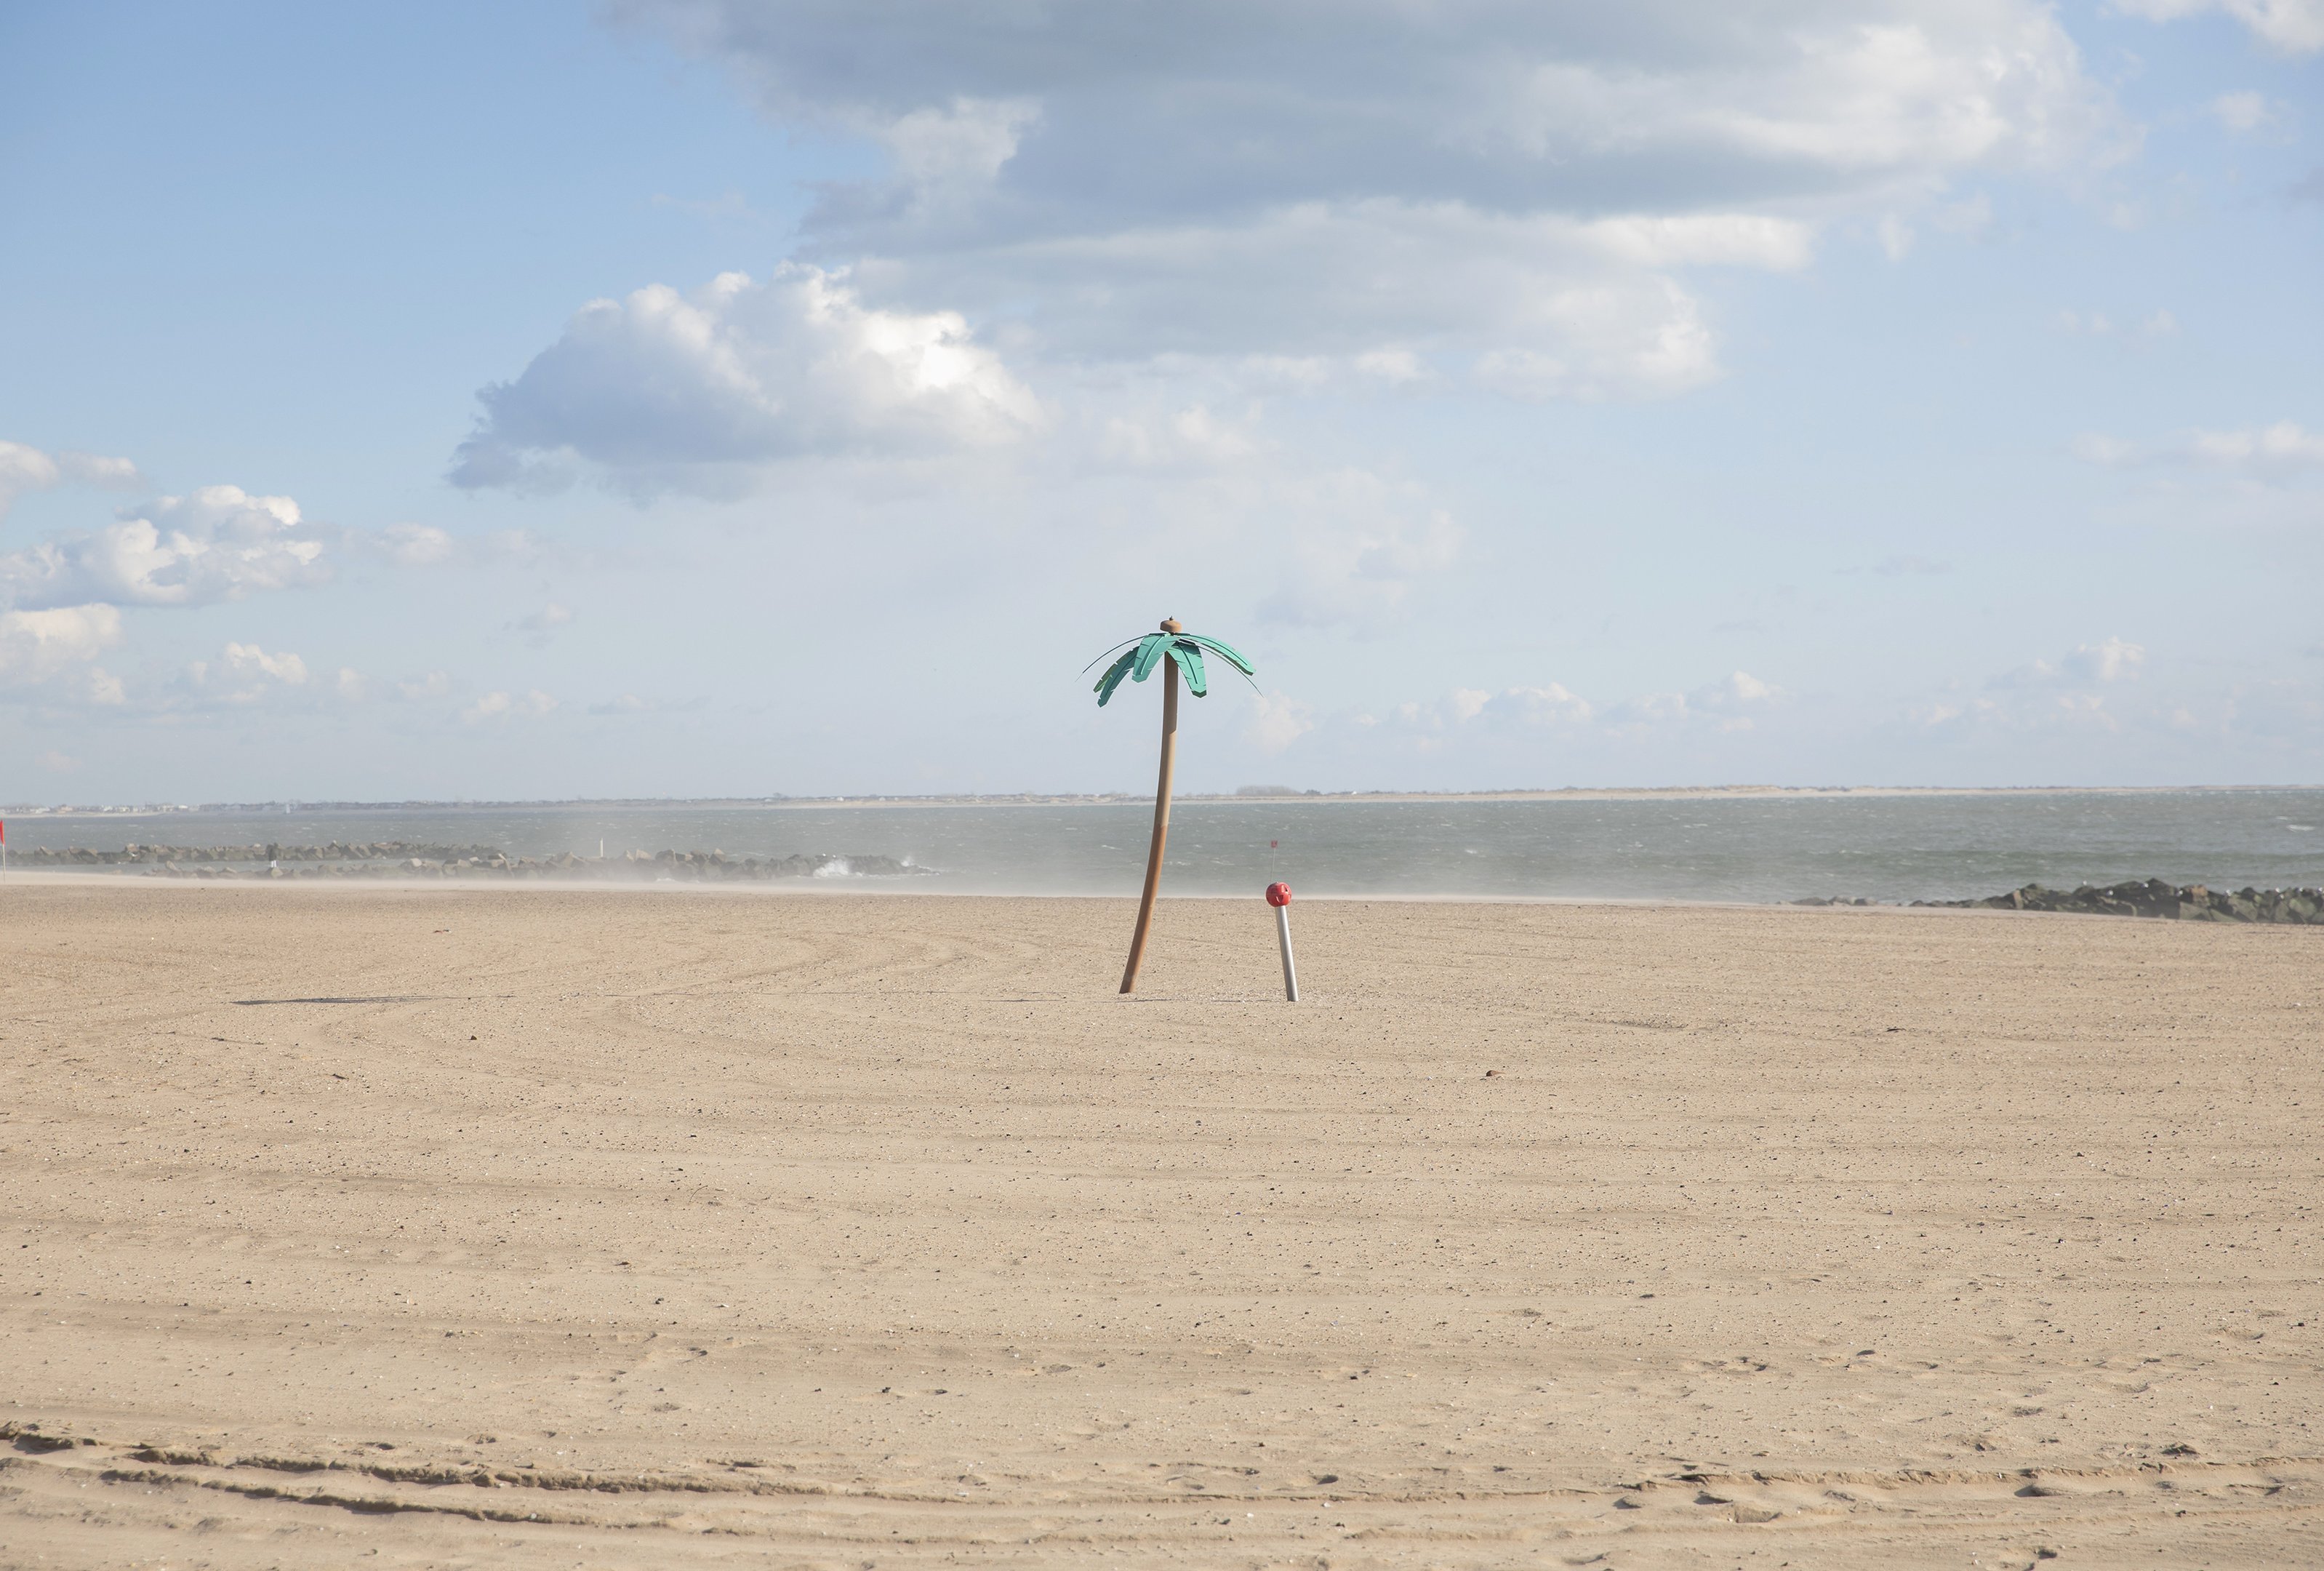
[1795,878,2323,923]
[1927,879,2323,922]
[8,843,926,881]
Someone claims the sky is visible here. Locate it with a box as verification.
[1,0,2320,801]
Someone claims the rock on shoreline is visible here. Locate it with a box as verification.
[7,843,928,882]
[1794,878,2324,923]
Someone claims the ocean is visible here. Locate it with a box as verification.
[5,790,2321,904]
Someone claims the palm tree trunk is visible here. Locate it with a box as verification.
[1118,654,1179,994]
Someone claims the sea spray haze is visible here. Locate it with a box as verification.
[4,791,2321,903]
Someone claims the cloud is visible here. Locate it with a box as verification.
[2211,89,2280,132]
[510,602,575,647]
[634,1,2118,212]
[1988,636,2146,689]
[871,96,1041,212]
[1386,683,1598,738]
[1494,684,1598,725]
[0,439,143,519]
[184,641,311,705]
[2078,420,2324,477]
[1604,670,1784,733]
[2056,308,2177,337]
[450,265,1041,495]
[2115,0,2324,53]
[1257,491,1463,629]
[1243,691,1317,753]
[59,452,140,488]
[0,485,329,611]
[926,206,1811,389]
[1096,404,1265,470]
[2067,637,2146,683]
[461,689,559,724]
[0,604,124,688]
[380,523,455,567]
[617,1,2120,393]
[1,633,375,716]
[2184,421,2324,474]
[582,692,708,716]
[1366,671,1760,748]
[1224,349,1433,393]
[0,443,52,516]
[1920,637,2158,733]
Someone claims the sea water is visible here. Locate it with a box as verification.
[6,791,2322,904]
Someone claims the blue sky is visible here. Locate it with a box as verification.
[1,0,2319,799]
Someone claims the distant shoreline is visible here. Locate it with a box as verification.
[6,782,2323,816]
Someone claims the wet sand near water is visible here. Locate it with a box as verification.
[1,883,2319,1567]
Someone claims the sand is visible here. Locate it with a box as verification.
[1,882,2318,1568]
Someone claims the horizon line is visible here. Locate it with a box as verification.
[6,781,2323,815]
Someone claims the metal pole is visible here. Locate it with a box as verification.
[1118,626,1180,994]
[1275,902,1298,1002]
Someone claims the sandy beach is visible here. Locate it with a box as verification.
[2,883,2318,1568]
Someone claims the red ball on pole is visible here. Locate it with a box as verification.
[1265,883,1298,1000]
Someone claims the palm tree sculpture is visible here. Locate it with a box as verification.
[1088,617,1257,994]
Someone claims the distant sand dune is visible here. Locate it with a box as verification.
[3,886,2318,1567]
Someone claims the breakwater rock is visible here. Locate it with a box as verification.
[9,843,928,881]
[1794,878,2324,922]
[1926,879,2323,922]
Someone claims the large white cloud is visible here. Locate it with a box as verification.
[0,485,329,611]
[450,265,1042,495]
[615,0,2119,379]
[852,204,1812,393]
[627,0,2117,217]
[462,2,2126,492]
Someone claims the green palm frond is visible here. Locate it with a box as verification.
[1178,633,1254,675]
[1078,636,1145,676]
[1094,649,1139,706]
[1171,640,1208,696]
[1086,624,1259,705]
[1131,633,1173,682]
